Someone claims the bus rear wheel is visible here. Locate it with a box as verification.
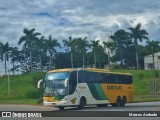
[121,96,127,107]
[112,96,121,107]
[78,97,86,109]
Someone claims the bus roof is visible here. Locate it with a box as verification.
[47,68,74,73]
[47,68,132,75]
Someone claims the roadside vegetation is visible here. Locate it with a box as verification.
[0,70,160,104]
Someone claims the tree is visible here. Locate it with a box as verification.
[96,45,108,68]
[45,35,61,70]
[0,42,12,75]
[34,36,46,71]
[128,23,148,69]
[110,29,132,67]
[76,37,90,68]
[146,40,160,70]
[14,49,31,73]
[0,42,11,75]
[90,39,100,68]
[63,36,75,68]
[10,47,19,75]
[18,28,41,72]
[103,37,115,69]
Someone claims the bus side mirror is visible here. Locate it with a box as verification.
[37,79,43,89]
[64,78,69,87]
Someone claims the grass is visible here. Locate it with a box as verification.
[0,72,45,100]
[0,99,39,104]
[0,70,160,104]
[134,95,160,102]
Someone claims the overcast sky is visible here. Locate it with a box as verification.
[0,0,160,47]
[1,0,160,48]
[1,0,160,74]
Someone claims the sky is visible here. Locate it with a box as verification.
[1,0,160,74]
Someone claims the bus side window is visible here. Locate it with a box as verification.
[78,71,86,83]
[88,72,96,83]
[119,75,133,84]
[114,75,119,84]
[95,73,103,83]
[104,74,110,83]
[109,74,115,83]
[126,75,133,84]
[78,71,96,83]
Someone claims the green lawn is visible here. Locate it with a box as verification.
[0,70,160,104]
[0,72,45,100]
[0,99,39,104]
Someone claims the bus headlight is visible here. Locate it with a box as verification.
[61,97,68,101]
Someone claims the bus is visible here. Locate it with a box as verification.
[37,68,134,110]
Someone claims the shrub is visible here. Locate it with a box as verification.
[25,90,40,99]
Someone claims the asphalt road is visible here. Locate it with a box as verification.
[0,102,160,120]
[0,101,160,111]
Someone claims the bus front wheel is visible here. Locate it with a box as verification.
[78,97,86,109]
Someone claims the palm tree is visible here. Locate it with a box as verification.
[90,40,100,68]
[10,47,19,75]
[18,28,41,72]
[146,40,159,70]
[103,37,115,69]
[45,35,61,70]
[76,37,90,68]
[128,23,148,69]
[63,36,75,68]
[35,36,46,71]
[0,42,12,75]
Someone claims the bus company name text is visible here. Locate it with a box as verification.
[107,86,122,90]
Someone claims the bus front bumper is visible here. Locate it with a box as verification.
[43,100,67,107]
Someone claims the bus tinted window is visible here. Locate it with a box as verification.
[118,75,133,84]
[78,71,86,83]
[78,71,133,84]
[78,71,96,83]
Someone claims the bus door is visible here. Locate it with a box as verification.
[68,71,79,105]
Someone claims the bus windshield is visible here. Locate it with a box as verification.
[44,72,69,96]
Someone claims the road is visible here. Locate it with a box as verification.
[0,102,160,120]
[0,101,160,111]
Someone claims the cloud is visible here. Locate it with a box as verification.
[0,0,160,49]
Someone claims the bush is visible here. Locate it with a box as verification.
[138,73,144,80]
[25,90,40,99]
[155,70,159,77]
[33,72,46,87]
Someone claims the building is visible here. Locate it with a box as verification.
[144,52,160,70]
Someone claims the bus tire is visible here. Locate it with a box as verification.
[58,106,65,110]
[116,96,122,107]
[78,97,86,109]
[112,96,122,107]
[121,96,127,107]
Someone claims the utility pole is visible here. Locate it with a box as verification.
[7,69,10,99]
